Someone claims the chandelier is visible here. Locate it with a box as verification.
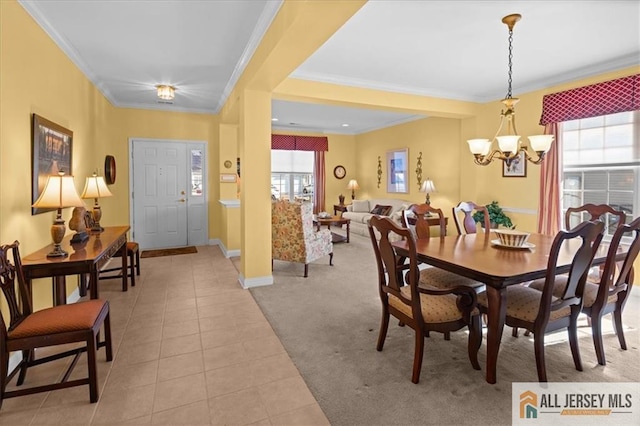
[467,14,554,169]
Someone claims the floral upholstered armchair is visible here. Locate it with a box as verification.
[272,200,333,277]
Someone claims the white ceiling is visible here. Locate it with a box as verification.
[19,0,640,135]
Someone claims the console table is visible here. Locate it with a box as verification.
[22,226,130,305]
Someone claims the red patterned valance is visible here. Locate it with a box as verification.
[539,74,640,125]
[271,134,328,151]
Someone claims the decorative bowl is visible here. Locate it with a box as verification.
[494,229,530,247]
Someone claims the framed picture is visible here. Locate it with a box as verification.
[31,114,73,214]
[386,148,409,193]
[502,151,527,177]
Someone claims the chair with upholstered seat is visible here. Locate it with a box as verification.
[368,216,482,384]
[452,201,490,235]
[477,221,604,382]
[528,216,640,365]
[0,241,113,408]
[272,200,333,277]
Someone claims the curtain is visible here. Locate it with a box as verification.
[313,151,326,214]
[537,123,563,235]
[537,73,638,233]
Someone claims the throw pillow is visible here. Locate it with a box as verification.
[370,204,393,216]
[352,200,370,213]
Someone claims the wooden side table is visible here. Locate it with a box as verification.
[314,216,350,243]
[334,204,348,216]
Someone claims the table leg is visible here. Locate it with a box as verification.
[346,221,350,243]
[53,276,67,305]
[90,269,99,299]
[485,286,507,384]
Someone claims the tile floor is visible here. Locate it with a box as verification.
[0,245,329,425]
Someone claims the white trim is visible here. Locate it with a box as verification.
[215,0,284,112]
[219,199,241,208]
[239,273,273,289]
[216,239,241,258]
[502,207,537,215]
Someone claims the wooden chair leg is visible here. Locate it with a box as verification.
[127,251,136,287]
[377,307,390,351]
[87,334,98,403]
[590,315,606,366]
[16,349,32,386]
[411,331,425,384]
[135,249,141,276]
[534,333,548,382]
[304,264,309,278]
[468,315,482,370]
[569,315,583,372]
[613,309,627,350]
[329,253,333,266]
[444,332,451,340]
[104,312,113,361]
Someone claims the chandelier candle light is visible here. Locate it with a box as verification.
[467,14,554,169]
[347,179,359,200]
[32,172,85,257]
[81,173,113,232]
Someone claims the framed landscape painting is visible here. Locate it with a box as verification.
[31,114,73,214]
[387,148,408,193]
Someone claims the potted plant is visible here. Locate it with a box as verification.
[473,201,514,229]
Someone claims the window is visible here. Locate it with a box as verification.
[271,150,314,202]
[562,111,639,235]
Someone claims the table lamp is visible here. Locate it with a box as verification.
[32,172,85,257]
[420,178,436,205]
[81,172,113,232]
[347,179,359,200]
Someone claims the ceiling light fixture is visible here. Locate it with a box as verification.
[467,14,553,169]
[156,84,175,100]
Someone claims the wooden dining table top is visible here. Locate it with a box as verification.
[392,232,613,289]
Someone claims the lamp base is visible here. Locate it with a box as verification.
[71,231,90,243]
[90,225,104,233]
[47,244,68,258]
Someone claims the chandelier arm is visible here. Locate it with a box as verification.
[520,147,546,165]
[473,149,509,166]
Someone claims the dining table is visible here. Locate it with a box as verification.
[392,231,615,384]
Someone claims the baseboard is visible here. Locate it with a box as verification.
[239,273,273,289]
[212,239,241,258]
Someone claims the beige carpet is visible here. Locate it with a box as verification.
[140,246,197,258]
[249,231,640,425]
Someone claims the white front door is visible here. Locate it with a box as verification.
[130,139,207,249]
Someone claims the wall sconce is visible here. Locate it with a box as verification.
[420,178,436,205]
[81,173,113,232]
[31,172,85,257]
[467,14,553,169]
[415,152,423,187]
[347,179,359,200]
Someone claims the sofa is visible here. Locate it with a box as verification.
[342,198,412,237]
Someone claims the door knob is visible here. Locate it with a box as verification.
[181,190,186,195]
[178,199,186,203]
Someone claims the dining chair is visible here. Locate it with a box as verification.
[515,203,627,338]
[565,203,626,233]
[528,216,640,365]
[452,201,491,235]
[402,204,485,291]
[99,241,140,287]
[477,220,604,382]
[0,241,113,408]
[368,216,482,384]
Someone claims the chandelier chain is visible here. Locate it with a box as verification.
[506,28,514,99]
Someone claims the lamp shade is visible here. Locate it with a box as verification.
[420,179,436,193]
[81,174,113,199]
[467,139,492,156]
[32,173,84,208]
[496,135,521,153]
[528,135,554,153]
[347,179,359,190]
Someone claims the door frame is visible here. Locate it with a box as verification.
[128,137,209,247]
